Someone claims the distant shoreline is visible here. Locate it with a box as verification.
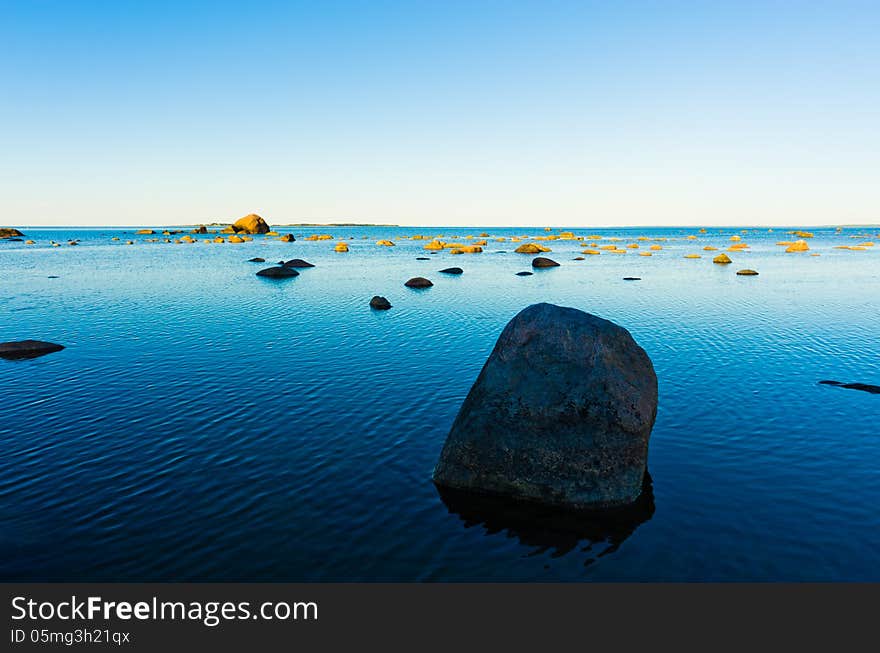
[10,223,880,230]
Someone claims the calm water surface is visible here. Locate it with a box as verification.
[1,225,878,581]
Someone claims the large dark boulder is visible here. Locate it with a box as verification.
[282,259,315,268]
[369,296,392,310]
[404,277,433,288]
[433,303,657,509]
[0,228,25,239]
[0,340,65,360]
[532,257,559,268]
[256,266,299,278]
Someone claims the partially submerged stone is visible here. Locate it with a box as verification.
[248,257,266,262]
[0,340,65,360]
[232,213,270,234]
[515,271,533,276]
[256,266,299,278]
[713,253,732,264]
[369,296,392,310]
[785,240,810,252]
[282,259,315,268]
[532,257,559,268]
[433,303,657,509]
[405,277,433,288]
[736,269,759,276]
[439,267,463,274]
[279,233,296,242]
[514,243,547,254]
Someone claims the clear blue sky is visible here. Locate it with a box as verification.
[1,1,878,226]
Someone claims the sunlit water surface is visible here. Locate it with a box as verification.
[1,226,878,581]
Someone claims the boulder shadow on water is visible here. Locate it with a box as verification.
[436,473,655,565]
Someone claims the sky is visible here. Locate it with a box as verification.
[1,1,878,227]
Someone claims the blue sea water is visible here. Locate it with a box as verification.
[1,225,878,581]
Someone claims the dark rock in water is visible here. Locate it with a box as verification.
[433,302,658,509]
[282,258,315,268]
[439,267,463,275]
[573,256,585,260]
[736,269,759,276]
[47,276,59,279]
[515,271,533,276]
[404,277,433,288]
[256,266,299,278]
[279,233,296,242]
[623,277,641,281]
[437,473,654,562]
[0,228,25,238]
[416,257,431,261]
[495,251,507,254]
[0,340,65,360]
[369,296,392,310]
[819,380,880,395]
[532,256,559,268]
[3,237,23,242]
[248,257,266,263]
[195,225,208,234]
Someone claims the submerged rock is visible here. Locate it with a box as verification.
[532,257,559,268]
[736,269,759,276]
[369,296,392,310]
[439,267,463,275]
[282,258,315,268]
[819,380,880,395]
[248,257,266,263]
[256,266,299,278]
[0,340,65,360]
[404,277,433,288]
[0,228,26,239]
[433,303,657,509]
[515,271,533,276]
[279,233,296,242]
[416,257,431,261]
[623,277,641,281]
[713,253,732,264]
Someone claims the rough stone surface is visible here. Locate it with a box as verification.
[433,303,658,509]
[0,340,65,360]
[532,257,559,268]
[232,213,270,234]
[439,267,463,275]
[256,266,299,278]
[736,269,759,276]
[0,228,25,239]
[369,296,392,310]
[282,259,315,268]
[404,277,433,288]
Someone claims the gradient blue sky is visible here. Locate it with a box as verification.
[2,1,878,226]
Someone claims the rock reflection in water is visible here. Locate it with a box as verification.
[437,474,655,567]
